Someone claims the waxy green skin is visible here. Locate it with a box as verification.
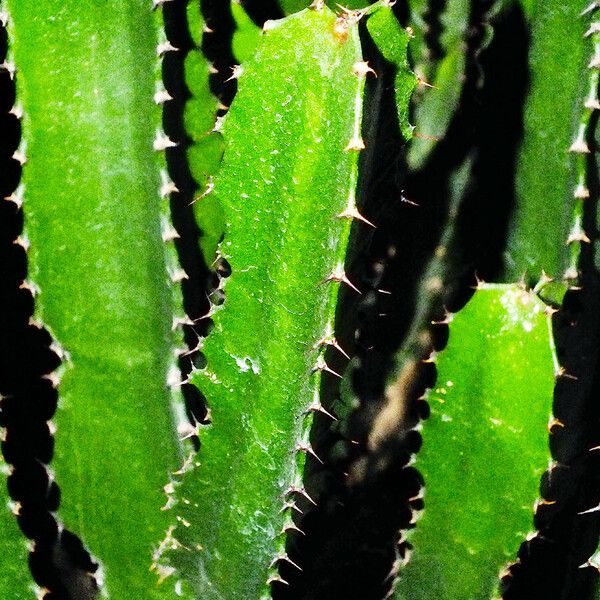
[506,0,589,285]
[6,1,184,597]
[366,7,417,141]
[280,0,372,14]
[185,0,225,263]
[394,285,556,600]
[165,7,365,599]
[407,0,469,168]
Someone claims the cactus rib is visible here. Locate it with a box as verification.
[505,0,591,289]
[6,0,190,596]
[0,6,46,597]
[161,6,368,598]
[563,1,600,284]
[393,284,557,600]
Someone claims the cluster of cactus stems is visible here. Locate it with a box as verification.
[2,0,600,599]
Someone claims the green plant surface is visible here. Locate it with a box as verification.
[505,0,591,286]
[405,0,427,71]
[279,0,373,15]
[6,1,186,597]
[393,284,556,600]
[160,6,367,599]
[366,6,417,141]
[0,460,32,599]
[231,0,261,65]
[407,0,470,168]
[184,1,225,263]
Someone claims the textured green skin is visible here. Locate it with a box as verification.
[0,461,32,598]
[505,0,588,284]
[394,285,556,600]
[407,0,469,168]
[406,0,427,73]
[280,0,372,14]
[185,1,225,263]
[165,7,364,599]
[7,2,183,597]
[366,8,417,141]
[232,0,261,65]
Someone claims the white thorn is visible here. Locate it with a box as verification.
[314,334,350,359]
[568,124,590,153]
[312,355,342,379]
[12,149,26,165]
[589,48,600,69]
[43,372,61,388]
[579,503,600,515]
[323,263,361,294]
[307,399,337,421]
[169,268,189,283]
[5,184,25,209]
[172,315,194,330]
[154,89,173,104]
[564,266,579,281]
[167,365,185,388]
[160,171,179,198]
[337,205,375,227]
[345,135,365,152]
[566,227,591,245]
[162,224,180,242]
[225,65,243,82]
[582,1,600,16]
[13,235,30,251]
[156,41,179,56]
[9,105,23,120]
[154,133,177,152]
[353,61,376,78]
[21,280,40,297]
[262,19,278,32]
[585,22,600,37]
[574,182,590,199]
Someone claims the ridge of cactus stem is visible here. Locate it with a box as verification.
[392,284,557,600]
[6,1,190,596]
[0,5,52,597]
[158,5,372,598]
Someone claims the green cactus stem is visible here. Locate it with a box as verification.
[506,0,593,293]
[184,1,225,264]
[279,0,372,15]
[393,284,557,600]
[231,0,261,65]
[366,5,418,142]
[406,0,470,168]
[5,0,189,596]
[364,157,473,455]
[159,5,370,598]
[572,11,600,590]
[562,2,600,284]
